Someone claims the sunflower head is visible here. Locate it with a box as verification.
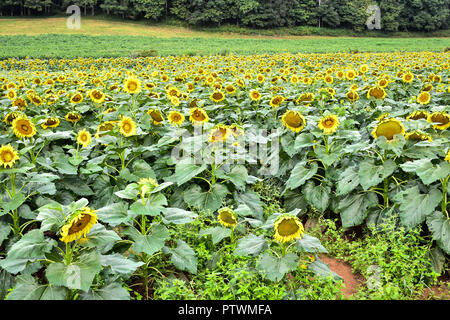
[189,107,209,125]
[118,116,137,137]
[281,110,306,133]
[445,150,450,163]
[3,112,22,125]
[217,207,237,228]
[41,117,60,130]
[95,121,116,138]
[371,118,405,141]
[274,213,304,243]
[89,89,105,104]
[406,110,429,121]
[367,86,386,100]
[60,207,98,243]
[0,144,20,168]
[12,116,37,139]
[428,112,450,130]
[249,89,261,101]
[147,109,165,125]
[269,95,285,108]
[209,125,229,143]
[318,114,340,135]
[70,92,83,104]
[124,77,142,94]
[77,129,92,148]
[138,177,159,197]
[168,111,185,126]
[65,112,82,123]
[416,91,431,105]
[210,90,225,103]
[405,130,432,142]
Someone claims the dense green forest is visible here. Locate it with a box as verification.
[0,0,449,32]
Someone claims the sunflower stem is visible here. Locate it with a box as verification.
[383,177,390,208]
[442,177,449,219]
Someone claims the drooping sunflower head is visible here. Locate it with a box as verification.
[406,110,429,121]
[346,90,359,102]
[118,116,137,137]
[229,124,244,137]
[318,114,340,135]
[428,112,450,130]
[3,112,22,125]
[138,177,159,197]
[217,207,237,228]
[281,110,306,133]
[167,111,185,127]
[296,92,315,106]
[147,109,165,125]
[269,95,285,108]
[273,213,304,243]
[210,90,225,103]
[59,207,98,243]
[77,129,92,148]
[209,125,229,143]
[41,117,60,130]
[405,130,432,142]
[70,92,83,104]
[416,91,431,105]
[12,98,27,109]
[65,112,82,123]
[95,121,116,138]
[12,116,37,139]
[123,77,142,94]
[189,107,209,125]
[371,118,405,141]
[0,144,20,168]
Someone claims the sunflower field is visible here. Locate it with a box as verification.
[0,51,449,300]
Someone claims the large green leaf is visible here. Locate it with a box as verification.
[199,226,231,244]
[338,192,378,229]
[1,193,26,216]
[234,233,268,257]
[46,250,103,292]
[168,239,198,274]
[257,253,298,282]
[358,159,396,190]
[308,257,343,281]
[336,165,360,196]
[426,212,450,255]
[79,224,121,252]
[169,163,207,186]
[95,202,129,227]
[233,189,264,220]
[124,224,170,256]
[295,235,328,254]
[286,161,318,190]
[183,183,228,213]
[303,181,330,213]
[400,159,450,185]
[100,253,144,278]
[80,282,130,300]
[6,274,68,300]
[162,207,198,225]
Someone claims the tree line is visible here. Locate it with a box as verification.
[0,0,449,32]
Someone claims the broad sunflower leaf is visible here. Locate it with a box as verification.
[234,233,268,257]
[78,224,121,253]
[6,274,68,300]
[168,239,198,274]
[114,183,139,200]
[184,183,228,213]
[169,163,207,186]
[128,193,167,218]
[257,253,298,282]
[358,159,396,190]
[162,207,198,225]
[199,226,231,244]
[394,186,442,230]
[427,246,446,275]
[400,159,450,185]
[426,212,450,255]
[308,257,343,281]
[94,202,129,227]
[218,165,248,190]
[46,250,103,292]
[283,190,308,214]
[100,253,144,278]
[336,165,360,196]
[0,220,11,246]
[125,224,170,256]
[294,132,315,149]
[1,192,26,216]
[303,181,330,213]
[286,161,318,190]
[80,282,130,300]
[281,134,298,157]
[0,269,15,300]
[36,202,67,232]
[233,189,264,220]
[338,192,378,229]
[295,235,328,254]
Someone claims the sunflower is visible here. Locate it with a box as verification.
[281,110,306,133]
[367,86,386,100]
[346,90,359,102]
[12,116,36,139]
[3,112,22,125]
[95,121,116,138]
[269,95,285,108]
[428,112,450,130]
[190,107,209,125]
[229,124,244,137]
[345,69,357,80]
[77,129,92,147]
[28,94,44,106]
[118,116,137,137]
[318,114,340,134]
[6,89,16,100]
[0,144,20,168]
[416,91,431,105]
[123,77,141,94]
[89,89,105,104]
[296,92,315,106]
[168,111,185,126]
[210,90,225,103]
[209,125,229,143]
[273,213,304,243]
[371,118,405,141]
[249,89,262,101]
[405,130,432,142]
[59,207,98,243]
[65,112,82,123]
[147,109,165,125]
[70,92,83,104]
[225,84,236,95]
[402,72,414,83]
[104,107,117,114]
[41,117,60,129]
[137,177,159,197]
[406,110,429,121]
[12,98,27,109]
[217,207,237,228]
[445,150,450,163]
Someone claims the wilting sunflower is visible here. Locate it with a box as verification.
[41,117,60,129]
[217,207,237,228]
[296,92,315,106]
[95,121,116,138]
[147,109,165,125]
[371,118,405,141]
[89,89,105,104]
[406,110,429,121]
[416,91,431,105]
[118,116,137,137]
[405,130,432,142]
[273,213,304,243]
[70,92,83,104]
[12,116,36,139]
[209,125,229,143]
[269,95,285,108]
[77,129,92,147]
[0,144,20,168]
[210,90,225,103]
[190,107,209,125]
[3,112,22,125]
[281,110,306,133]
[229,124,244,137]
[123,77,142,94]
[59,207,98,243]
[12,98,27,109]
[168,110,185,126]
[65,112,82,123]
[248,89,261,101]
[318,114,340,135]
[428,112,450,130]
[138,177,159,197]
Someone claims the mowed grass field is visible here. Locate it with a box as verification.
[0,17,449,58]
